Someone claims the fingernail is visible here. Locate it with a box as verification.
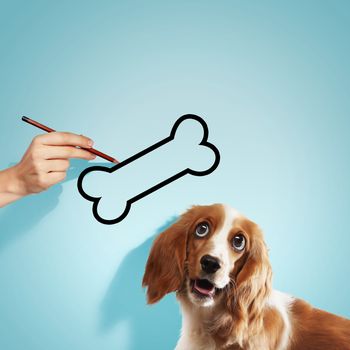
[87,139,94,147]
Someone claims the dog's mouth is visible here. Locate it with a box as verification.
[191,279,216,298]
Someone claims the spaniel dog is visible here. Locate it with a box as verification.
[142,204,350,350]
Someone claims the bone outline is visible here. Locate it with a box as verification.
[77,114,221,225]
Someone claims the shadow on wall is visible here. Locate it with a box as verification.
[0,159,183,348]
[0,160,109,252]
[100,217,182,350]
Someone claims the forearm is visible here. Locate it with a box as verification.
[0,166,25,208]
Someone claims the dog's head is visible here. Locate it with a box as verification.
[143,204,272,336]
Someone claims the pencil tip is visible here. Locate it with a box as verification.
[113,159,119,164]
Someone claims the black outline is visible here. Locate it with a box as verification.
[77,114,221,225]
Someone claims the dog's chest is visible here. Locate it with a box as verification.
[175,329,216,350]
[175,303,218,350]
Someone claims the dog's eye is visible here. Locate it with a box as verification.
[232,233,246,251]
[195,222,210,237]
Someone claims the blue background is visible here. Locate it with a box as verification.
[1,1,349,349]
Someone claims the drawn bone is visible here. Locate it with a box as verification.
[77,114,220,224]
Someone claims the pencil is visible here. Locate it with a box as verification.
[21,116,119,164]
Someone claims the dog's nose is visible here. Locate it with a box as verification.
[200,255,221,274]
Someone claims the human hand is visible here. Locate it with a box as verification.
[0,132,96,207]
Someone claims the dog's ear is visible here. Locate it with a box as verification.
[231,220,272,345]
[142,212,192,304]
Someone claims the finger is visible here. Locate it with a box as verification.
[42,159,70,172]
[42,146,96,160]
[46,171,67,186]
[33,132,94,148]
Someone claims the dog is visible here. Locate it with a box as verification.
[142,204,350,349]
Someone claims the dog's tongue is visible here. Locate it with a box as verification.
[194,279,215,296]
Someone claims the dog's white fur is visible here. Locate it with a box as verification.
[176,289,294,350]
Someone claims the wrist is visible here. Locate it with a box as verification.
[0,166,26,208]
[0,165,26,196]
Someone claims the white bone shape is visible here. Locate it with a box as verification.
[77,114,220,224]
